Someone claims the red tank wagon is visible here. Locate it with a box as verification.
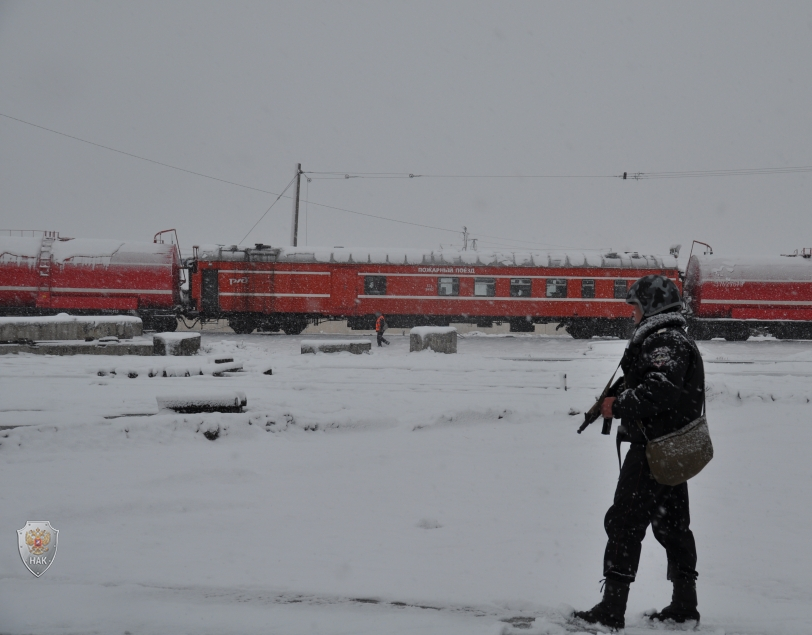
[0,230,182,331]
[187,244,681,337]
[684,249,812,340]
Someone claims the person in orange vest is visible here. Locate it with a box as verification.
[375,313,390,347]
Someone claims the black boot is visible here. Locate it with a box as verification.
[649,578,700,624]
[572,579,630,630]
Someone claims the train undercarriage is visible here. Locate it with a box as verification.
[687,319,812,341]
[207,312,641,338]
[0,307,179,333]
[558,317,634,339]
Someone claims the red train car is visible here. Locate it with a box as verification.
[684,249,812,340]
[187,244,681,337]
[0,230,182,331]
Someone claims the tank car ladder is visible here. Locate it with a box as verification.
[35,231,58,308]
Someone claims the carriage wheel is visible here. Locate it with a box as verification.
[229,316,257,334]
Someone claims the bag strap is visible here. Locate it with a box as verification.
[614,329,700,471]
[615,419,648,471]
[606,361,621,391]
[606,362,622,471]
[686,336,706,418]
[615,435,624,471]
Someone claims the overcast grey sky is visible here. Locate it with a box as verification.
[1,1,811,260]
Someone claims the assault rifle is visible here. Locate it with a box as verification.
[577,371,624,435]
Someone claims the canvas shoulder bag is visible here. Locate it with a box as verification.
[637,341,714,486]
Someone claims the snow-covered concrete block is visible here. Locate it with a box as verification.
[95,360,243,378]
[410,327,457,353]
[301,339,372,354]
[0,338,154,356]
[156,391,247,413]
[153,332,201,356]
[0,314,142,342]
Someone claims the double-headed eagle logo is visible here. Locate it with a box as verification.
[17,521,58,577]
[25,527,51,555]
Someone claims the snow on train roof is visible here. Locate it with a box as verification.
[690,255,812,282]
[0,233,175,267]
[196,244,676,269]
[0,235,42,264]
[51,239,174,266]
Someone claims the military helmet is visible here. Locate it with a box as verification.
[626,275,682,318]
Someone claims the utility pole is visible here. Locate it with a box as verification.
[462,226,468,251]
[290,163,302,246]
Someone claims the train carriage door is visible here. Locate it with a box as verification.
[268,265,276,316]
[201,269,219,315]
[331,268,355,314]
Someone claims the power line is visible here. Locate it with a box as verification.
[238,173,298,245]
[298,196,461,234]
[13,110,788,251]
[297,196,599,250]
[473,238,555,250]
[0,112,465,236]
[474,238,611,251]
[0,112,470,234]
[627,166,812,180]
[308,165,812,180]
[0,111,653,251]
[0,111,280,196]
[305,171,619,179]
[6,111,812,186]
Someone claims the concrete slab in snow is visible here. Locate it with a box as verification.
[0,314,142,342]
[157,391,247,414]
[410,327,457,353]
[301,339,372,354]
[0,337,154,356]
[153,332,201,356]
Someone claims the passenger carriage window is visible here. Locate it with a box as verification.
[510,278,532,297]
[581,279,595,298]
[364,275,387,295]
[474,278,496,297]
[614,279,628,299]
[546,279,567,298]
[438,277,459,296]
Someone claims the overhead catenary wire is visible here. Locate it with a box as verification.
[292,197,604,251]
[0,112,467,239]
[297,198,462,234]
[6,110,809,252]
[625,166,812,180]
[0,112,280,196]
[5,111,811,186]
[306,166,812,180]
[305,171,618,179]
[0,112,481,239]
[238,173,298,245]
[472,238,611,252]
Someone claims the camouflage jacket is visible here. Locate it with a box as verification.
[612,312,705,444]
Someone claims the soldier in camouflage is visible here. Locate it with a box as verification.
[573,275,705,631]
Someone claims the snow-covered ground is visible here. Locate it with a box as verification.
[1,332,811,635]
